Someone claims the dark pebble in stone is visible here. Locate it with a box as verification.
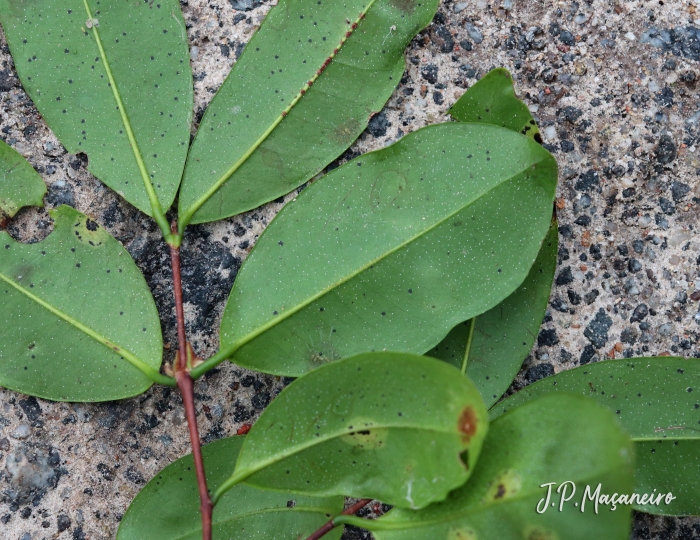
[73,526,86,540]
[621,327,638,344]
[18,397,41,422]
[434,25,454,53]
[252,392,271,409]
[526,363,554,382]
[367,112,389,137]
[584,309,612,349]
[579,344,597,365]
[57,513,71,533]
[124,467,145,485]
[656,133,677,164]
[558,224,573,238]
[45,186,75,207]
[628,258,642,273]
[622,187,636,198]
[240,375,255,387]
[575,169,600,191]
[459,39,473,52]
[630,304,649,323]
[655,213,669,229]
[555,266,574,285]
[559,30,575,45]
[433,91,443,105]
[219,44,230,57]
[659,197,675,215]
[632,239,644,254]
[0,69,17,92]
[574,215,591,226]
[654,87,674,108]
[229,0,263,10]
[567,289,581,305]
[561,106,583,123]
[560,140,575,152]
[538,328,559,346]
[550,297,569,313]
[670,181,690,201]
[558,246,569,263]
[420,64,439,84]
[617,244,629,256]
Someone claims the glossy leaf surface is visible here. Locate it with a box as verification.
[343,394,634,540]
[0,205,163,401]
[449,68,541,142]
[118,436,343,540]
[223,353,489,510]
[178,0,439,225]
[0,0,193,216]
[218,123,557,377]
[0,140,45,219]
[492,357,700,515]
[427,223,557,407]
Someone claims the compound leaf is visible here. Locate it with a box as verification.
[340,394,634,540]
[449,67,541,142]
[214,123,557,377]
[427,222,557,407]
[0,0,193,217]
[0,205,163,401]
[492,357,700,515]
[118,436,343,540]
[178,0,439,226]
[0,139,46,221]
[219,353,489,510]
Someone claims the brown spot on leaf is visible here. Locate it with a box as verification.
[330,117,361,145]
[390,0,416,13]
[458,406,478,442]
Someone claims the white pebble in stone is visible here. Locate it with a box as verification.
[12,424,31,439]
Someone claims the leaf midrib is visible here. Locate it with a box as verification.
[223,138,552,361]
[0,264,162,383]
[81,0,167,230]
[168,505,336,540]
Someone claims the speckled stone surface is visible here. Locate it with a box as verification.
[1,0,700,538]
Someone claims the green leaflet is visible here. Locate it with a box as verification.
[491,357,700,515]
[450,67,542,142]
[178,0,438,227]
[118,436,343,540]
[207,123,557,378]
[0,0,193,229]
[0,139,46,221]
[427,223,557,408]
[0,205,167,401]
[217,353,489,510]
[337,394,634,540]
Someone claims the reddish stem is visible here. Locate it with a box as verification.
[169,222,213,540]
[176,371,213,540]
[305,499,373,540]
[169,226,188,373]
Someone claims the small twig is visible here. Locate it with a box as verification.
[305,499,373,540]
[169,222,213,540]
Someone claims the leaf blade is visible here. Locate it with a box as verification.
[216,122,557,377]
[491,357,700,515]
[0,140,46,220]
[351,394,634,540]
[0,0,193,219]
[178,0,438,225]
[224,353,489,510]
[427,223,558,407]
[449,68,542,142]
[118,436,343,540]
[0,205,164,401]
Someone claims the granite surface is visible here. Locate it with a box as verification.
[1,0,700,538]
